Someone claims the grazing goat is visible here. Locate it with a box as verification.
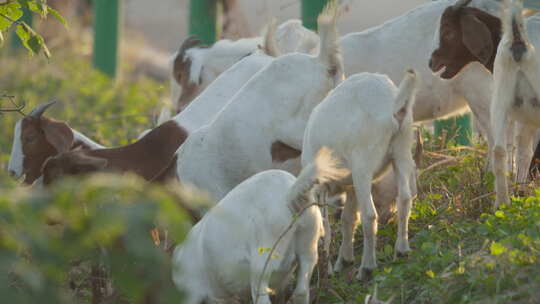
[39,119,187,186]
[170,20,319,113]
[172,148,347,304]
[8,101,104,184]
[302,71,418,280]
[490,0,540,208]
[175,3,343,202]
[35,44,297,186]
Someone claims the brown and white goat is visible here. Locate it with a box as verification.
[8,101,104,184]
[40,120,187,186]
[429,0,540,184]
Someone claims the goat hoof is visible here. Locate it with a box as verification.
[356,267,374,282]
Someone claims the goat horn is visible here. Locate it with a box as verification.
[29,100,57,118]
[453,0,473,9]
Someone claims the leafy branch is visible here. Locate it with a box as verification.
[0,0,66,57]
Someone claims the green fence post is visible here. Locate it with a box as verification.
[92,0,119,77]
[301,0,329,30]
[189,0,219,45]
[9,7,33,50]
[434,115,472,146]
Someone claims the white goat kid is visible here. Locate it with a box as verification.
[491,0,540,208]
[175,4,343,201]
[302,70,418,279]
[172,148,347,304]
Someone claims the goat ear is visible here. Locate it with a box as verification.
[460,12,494,65]
[41,119,74,153]
[173,53,187,85]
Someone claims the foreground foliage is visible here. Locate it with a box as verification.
[0,0,66,57]
[0,174,206,303]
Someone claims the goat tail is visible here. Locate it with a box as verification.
[262,18,281,57]
[287,147,348,213]
[393,69,418,124]
[317,0,344,87]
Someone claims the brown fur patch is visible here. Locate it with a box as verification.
[150,155,178,184]
[42,121,188,185]
[271,141,301,163]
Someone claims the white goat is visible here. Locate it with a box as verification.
[491,0,540,208]
[175,4,343,202]
[170,20,319,113]
[172,148,347,304]
[302,71,418,279]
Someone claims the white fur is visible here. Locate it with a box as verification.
[172,51,274,134]
[302,71,418,279]
[170,20,323,113]
[275,19,320,55]
[172,148,346,304]
[490,0,540,208]
[8,120,23,178]
[175,6,343,202]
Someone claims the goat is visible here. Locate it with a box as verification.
[430,1,540,182]
[36,40,302,187]
[174,3,343,202]
[302,70,418,280]
[490,0,540,208]
[338,0,500,123]
[39,119,187,186]
[171,148,347,304]
[15,39,289,186]
[8,101,104,184]
[170,20,320,113]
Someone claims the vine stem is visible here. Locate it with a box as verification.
[254,202,326,304]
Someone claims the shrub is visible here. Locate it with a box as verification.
[0,174,206,303]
